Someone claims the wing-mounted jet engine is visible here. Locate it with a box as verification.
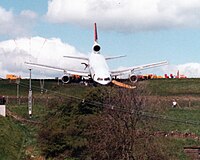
[129,74,138,83]
[61,74,70,83]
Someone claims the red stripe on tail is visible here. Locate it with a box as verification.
[94,23,98,42]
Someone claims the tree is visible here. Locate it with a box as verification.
[38,99,88,159]
[38,85,170,159]
[82,86,169,160]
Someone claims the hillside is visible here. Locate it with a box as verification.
[0,117,25,159]
[0,79,90,97]
[146,78,200,96]
[0,79,200,159]
[2,78,200,96]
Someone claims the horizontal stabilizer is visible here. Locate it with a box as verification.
[105,55,126,60]
[63,55,88,61]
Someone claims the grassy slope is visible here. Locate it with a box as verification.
[0,116,26,159]
[144,79,200,159]
[0,104,46,159]
[0,80,90,159]
[154,107,200,159]
[2,78,200,97]
[0,79,90,98]
[146,78,200,96]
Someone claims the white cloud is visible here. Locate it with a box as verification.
[0,37,86,79]
[0,6,17,36]
[20,10,38,19]
[0,6,13,23]
[46,0,200,31]
[0,6,37,37]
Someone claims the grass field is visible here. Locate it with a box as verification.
[1,78,200,159]
[0,79,90,98]
[2,78,200,96]
[147,78,200,96]
[0,116,28,159]
[152,108,200,135]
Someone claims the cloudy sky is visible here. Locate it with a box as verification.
[0,0,200,78]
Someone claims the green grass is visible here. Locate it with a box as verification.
[0,116,26,160]
[145,107,200,159]
[0,79,90,98]
[8,104,47,121]
[161,138,199,160]
[3,78,200,97]
[146,78,200,96]
[152,108,200,135]
[0,76,196,95]
[0,104,46,159]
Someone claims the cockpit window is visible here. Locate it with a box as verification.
[97,77,103,81]
[104,77,110,81]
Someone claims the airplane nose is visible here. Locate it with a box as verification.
[99,82,107,85]
[98,80,111,85]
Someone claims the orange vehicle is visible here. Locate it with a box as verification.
[6,74,20,80]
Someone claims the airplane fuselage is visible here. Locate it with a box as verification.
[89,52,112,85]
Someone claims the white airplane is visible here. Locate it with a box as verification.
[25,23,168,85]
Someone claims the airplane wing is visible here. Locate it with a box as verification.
[63,55,89,61]
[25,62,90,77]
[105,55,126,60]
[111,61,168,76]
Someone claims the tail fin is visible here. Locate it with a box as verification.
[94,23,98,42]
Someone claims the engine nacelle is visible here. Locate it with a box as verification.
[129,74,138,83]
[92,44,101,52]
[61,75,70,83]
